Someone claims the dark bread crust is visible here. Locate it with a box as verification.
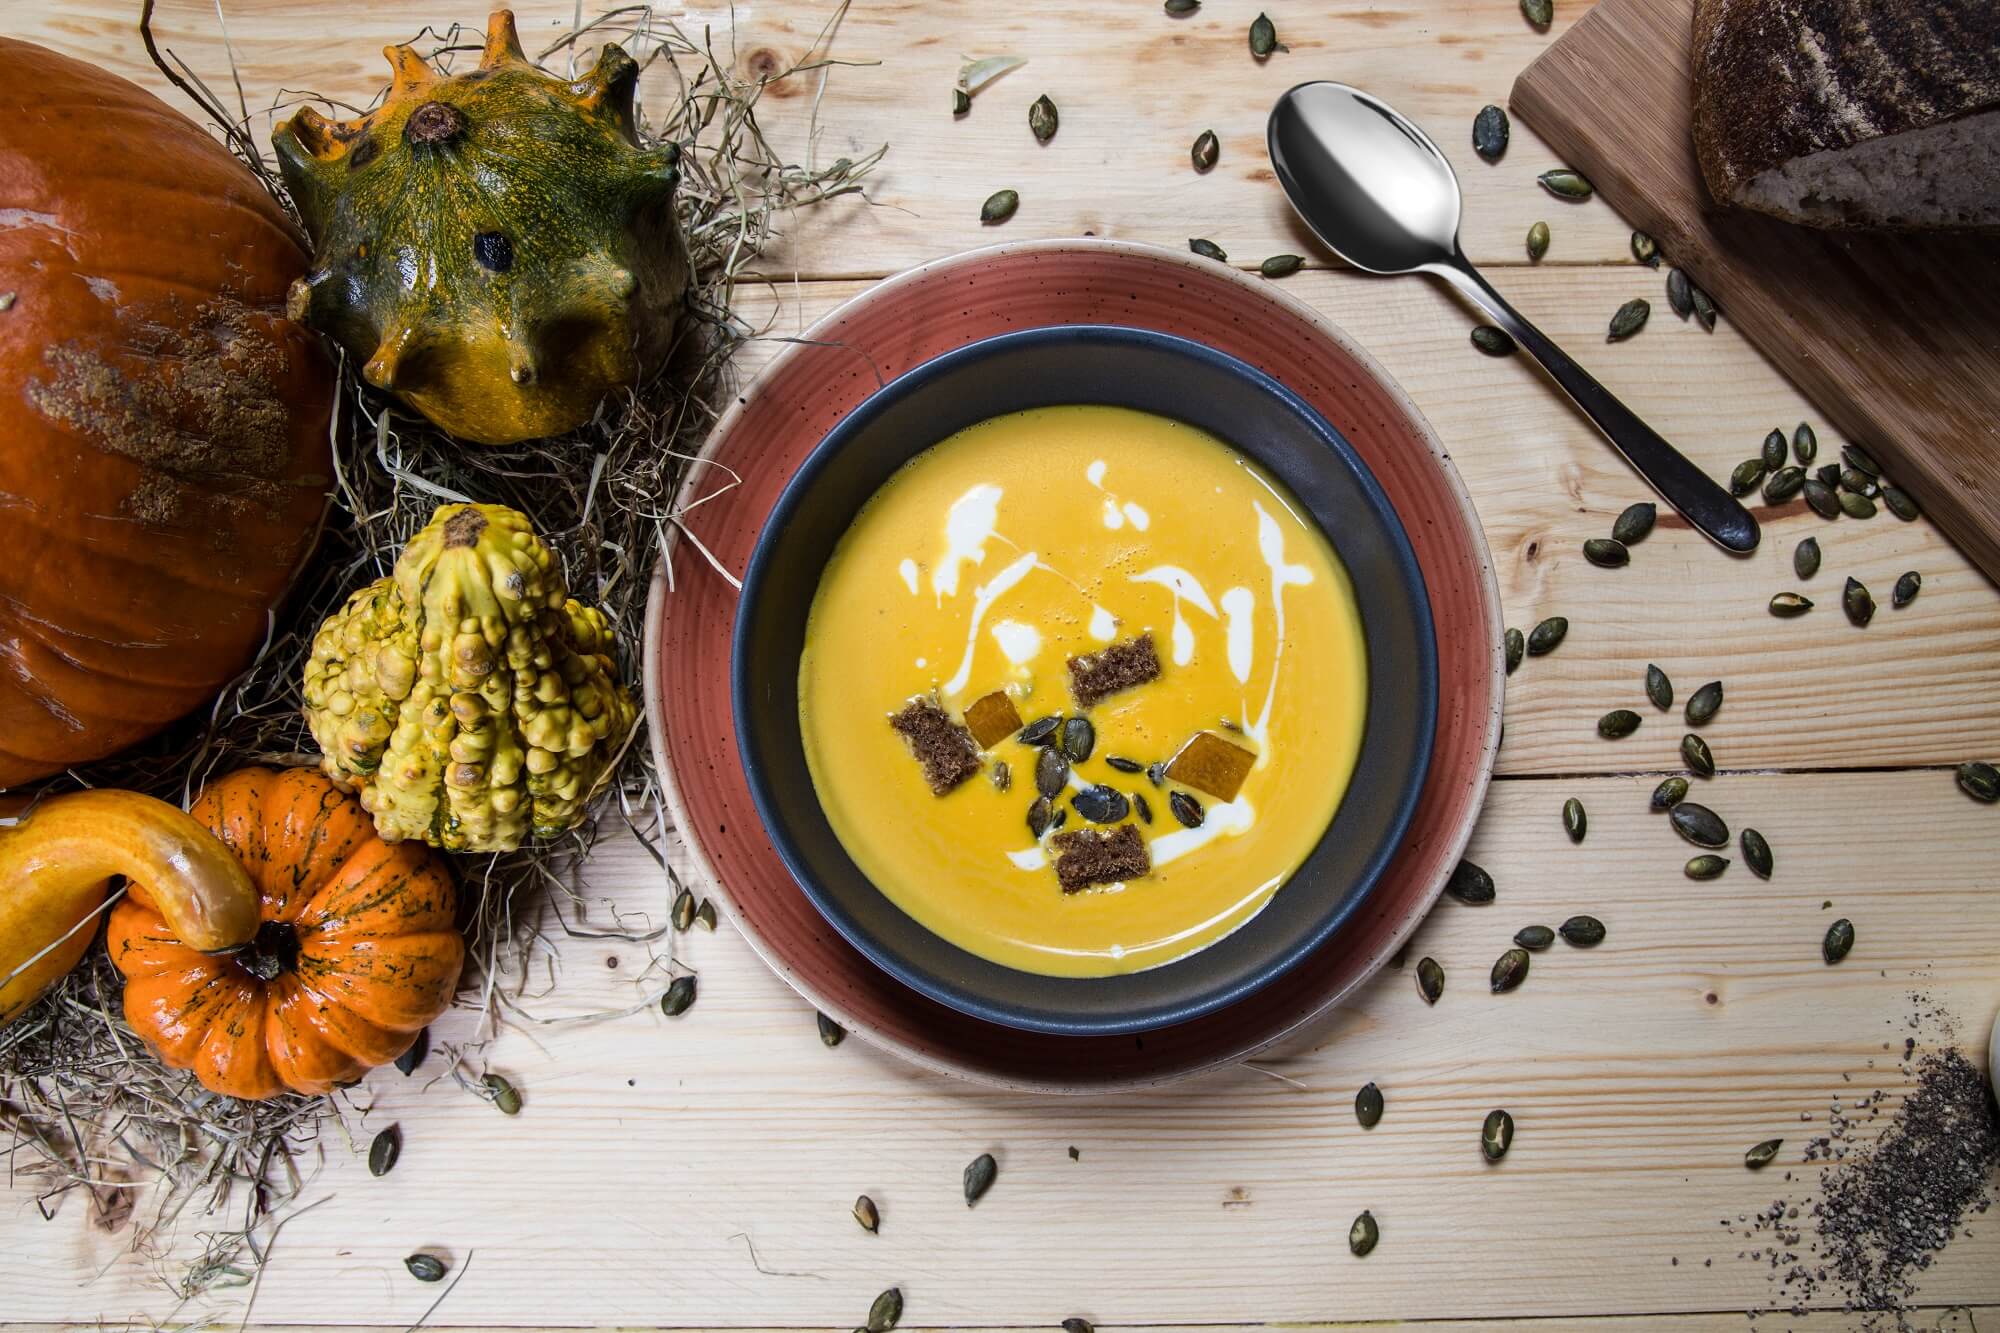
[1691,0,2000,216]
[1067,634,1162,709]
[1051,824,1151,891]
[889,697,981,795]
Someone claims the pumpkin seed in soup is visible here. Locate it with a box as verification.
[1035,746,1068,798]
[1598,709,1641,739]
[990,760,1011,792]
[1027,796,1053,838]
[1473,105,1509,161]
[1730,459,1766,495]
[1491,948,1531,992]
[1169,790,1205,829]
[1527,617,1567,655]
[1563,797,1587,843]
[1483,1109,1515,1161]
[1445,859,1496,904]
[1670,801,1727,847]
[1527,220,1550,260]
[1685,680,1722,726]
[1651,776,1688,810]
[853,1194,880,1233]
[1355,1082,1384,1127]
[1189,237,1228,261]
[1955,761,1999,803]
[1539,168,1593,199]
[1794,536,1820,579]
[1763,466,1805,504]
[1614,502,1656,545]
[1029,95,1059,143]
[964,1152,998,1205]
[1105,755,1142,774]
[1559,914,1606,946]
[1133,791,1153,823]
[1417,956,1445,1004]
[1061,716,1095,762]
[1883,486,1919,520]
[1844,577,1876,627]
[369,1124,401,1177]
[1793,422,1817,465]
[1741,828,1772,879]
[1893,571,1921,608]
[1192,129,1219,172]
[1146,760,1167,787]
[980,189,1018,223]
[1631,230,1659,266]
[1666,267,1693,318]
[1746,1138,1783,1169]
[1584,537,1630,567]
[1608,299,1650,340]
[1681,733,1716,778]
[1515,924,1556,951]
[1071,785,1129,824]
[1249,11,1281,57]
[867,1287,903,1333]
[1823,918,1854,964]
[1685,853,1729,880]
[1505,628,1524,674]
[1350,1210,1380,1256]
[1019,714,1060,746]
[1769,592,1813,617]
[1260,253,1303,278]
[661,974,696,1017]
[1471,325,1516,356]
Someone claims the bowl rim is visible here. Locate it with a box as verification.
[729,321,1437,1035]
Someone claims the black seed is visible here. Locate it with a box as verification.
[1670,801,1728,847]
[1029,94,1059,143]
[472,231,514,272]
[1036,746,1069,798]
[1526,617,1567,655]
[1471,325,1516,356]
[1050,808,1068,831]
[1793,536,1820,580]
[1133,791,1153,824]
[964,1152,998,1205]
[1416,957,1445,1004]
[1892,570,1921,607]
[1260,253,1303,278]
[1841,443,1882,477]
[1538,168,1592,199]
[1491,948,1531,992]
[1019,715,1061,746]
[1882,486,1919,520]
[1349,1210,1379,1256]
[369,1124,401,1177]
[1746,1138,1783,1170]
[1105,755,1143,773]
[1071,785,1129,824]
[1608,298,1650,340]
[1061,716,1096,763]
[1189,237,1227,262]
[1685,853,1729,880]
[1559,914,1606,947]
[1763,466,1806,504]
[1613,502,1657,545]
[1730,458,1766,496]
[1823,919,1854,965]
[1584,537,1630,567]
[1515,924,1556,951]
[1666,267,1693,318]
[1192,129,1220,172]
[980,189,1019,224]
[1953,760,1998,803]
[990,760,1011,792]
[818,1012,846,1047]
[1563,797,1587,843]
[1681,732,1716,778]
[1817,463,1842,489]
[1483,1109,1515,1161]
[1741,828,1772,879]
[1651,776,1688,810]
[1803,478,1841,519]
[1472,104,1509,161]
[1504,628,1524,674]
[1792,422,1817,465]
[1685,680,1722,726]
[1761,429,1787,471]
[1445,858,1496,904]
[1355,1082,1384,1127]
[1844,577,1876,627]
[1598,709,1641,739]
[1027,796,1053,839]
[661,974,696,1017]
[405,1253,448,1283]
[1169,790,1205,829]
[1770,592,1813,618]
[867,1286,904,1333]
[395,1027,429,1075]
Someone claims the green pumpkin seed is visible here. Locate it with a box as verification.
[1527,220,1550,261]
[1355,1082,1384,1128]
[818,1011,846,1047]
[1563,797,1587,843]
[369,1124,401,1177]
[1520,0,1554,25]
[1666,267,1693,318]
[1249,11,1281,57]
[1681,733,1716,778]
[1538,168,1593,200]
[1472,104,1509,161]
[1445,858,1496,904]
[1192,129,1219,172]
[673,887,696,931]
[1349,1209,1380,1256]
[1608,298,1650,340]
[1690,282,1717,331]
[1515,925,1556,951]
[1793,536,1820,579]
[953,87,971,116]
[1792,422,1817,465]
[1770,591,1813,617]
[1559,914,1606,947]
[1746,1138,1783,1170]
[1613,502,1657,545]
[980,189,1018,223]
[1684,853,1729,880]
[853,1194,880,1233]
[1063,1321,1096,1333]
[696,899,717,930]
[1527,617,1567,655]
[1029,94,1058,143]
[1882,486,1920,520]
[1165,0,1200,11]
[1504,627,1524,675]
[1482,1108,1515,1161]
[395,1027,429,1076]
[1893,570,1921,608]
[661,974,697,1017]
[1685,680,1722,726]
[1189,237,1227,262]
[1651,776,1688,810]
[1954,760,1999,803]
[1841,443,1882,477]
[1583,537,1630,567]
[1645,663,1673,710]
[1762,466,1806,504]
[1816,463,1842,489]
[964,1152,998,1205]
[405,1253,448,1283]
[1740,828,1772,879]
[867,1286,904,1333]
[1844,577,1876,627]
[1730,458,1766,496]
[1670,800,1727,847]
[1259,253,1303,278]
[1838,467,1877,497]
[1839,491,1877,520]
[1760,429,1786,471]
[1490,947,1531,992]
[1823,918,1854,965]
[1802,478,1840,519]
[1471,325,1516,356]
[1630,231,1659,267]
[483,1073,522,1115]
[1598,708,1641,739]
[1417,956,1444,1004]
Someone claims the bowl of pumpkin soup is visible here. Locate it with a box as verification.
[733,325,1435,1035]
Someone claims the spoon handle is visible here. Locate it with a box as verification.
[1427,251,1759,554]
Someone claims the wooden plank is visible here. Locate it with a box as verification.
[6,771,1996,1327]
[723,269,2000,776]
[16,0,1644,274]
[10,1316,1996,1332]
[1510,0,2000,587]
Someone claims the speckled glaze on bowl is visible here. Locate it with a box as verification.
[644,239,1503,1091]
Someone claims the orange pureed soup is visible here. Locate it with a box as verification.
[798,405,1367,977]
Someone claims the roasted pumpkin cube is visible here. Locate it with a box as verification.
[963,690,1023,749]
[1165,730,1256,801]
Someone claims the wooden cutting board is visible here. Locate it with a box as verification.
[1510,0,2000,585]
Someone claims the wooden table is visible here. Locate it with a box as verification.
[6,2,1998,1330]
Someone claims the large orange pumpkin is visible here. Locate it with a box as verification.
[0,40,333,786]
[108,768,463,1100]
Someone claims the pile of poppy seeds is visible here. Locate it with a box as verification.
[1721,998,1999,1327]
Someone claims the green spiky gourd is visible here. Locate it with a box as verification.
[303,503,637,852]
[272,10,689,445]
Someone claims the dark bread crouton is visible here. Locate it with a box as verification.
[1067,634,1161,709]
[889,697,981,795]
[1051,824,1151,892]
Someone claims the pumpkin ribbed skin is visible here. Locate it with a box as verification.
[0,40,334,786]
[107,768,462,1100]
[272,9,689,445]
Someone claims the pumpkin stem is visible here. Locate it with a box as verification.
[480,10,526,68]
[236,920,301,981]
[404,101,468,148]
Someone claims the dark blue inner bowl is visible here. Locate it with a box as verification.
[733,326,1436,1037]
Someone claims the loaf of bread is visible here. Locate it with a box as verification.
[1691,0,2000,230]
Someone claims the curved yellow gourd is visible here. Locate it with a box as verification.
[0,790,261,1027]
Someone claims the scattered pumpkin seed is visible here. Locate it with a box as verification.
[1816,463,1842,489]
[1445,859,1496,904]
[405,1253,448,1283]
[1515,924,1556,951]
[1050,808,1067,831]
[1563,797,1587,843]
[1823,918,1854,964]
[1192,128,1220,172]
[1071,784,1129,824]
[1630,230,1659,267]
[1838,467,1877,497]
[1763,466,1805,504]
[818,1012,846,1047]
[1613,502,1657,545]
[1527,616,1568,655]
[1792,422,1817,465]
[1061,716,1095,763]
[369,1124,401,1177]
[673,887,696,931]
[853,1194,880,1233]
[991,760,1012,793]
[1681,733,1716,778]
[1027,796,1053,838]
[661,974,697,1017]
[1844,577,1876,627]
[1685,680,1722,726]
[1028,94,1059,143]
[1559,914,1606,947]
[1472,104,1509,161]
[1064,1321,1096,1333]
[1893,570,1921,608]
[1841,443,1882,477]
[1527,220,1550,261]
[395,1027,429,1076]
[1169,790,1205,829]
[1417,956,1445,1004]
[1133,791,1153,824]
[1685,853,1729,880]
[1666,267,1693,318]
[1260,253,1303,278]
[964,1152,998,1205]
[483,1073,521,1115]
[697,899,718,931]
[1794,536,1820,580]
[1482,1109,1515,1161]
[1165,0,1200,11]
[1035,746,1069,798]
[953,87,970,116]
[1803,478,1840,519]
[1741,828,1772,879]
[1670,801,1728,847]
[1770,592,1813,617]
[867,1286,904,1333]
[1598,708,1641,739]
[1249,11,1282,57]
[1471,325,1516,356]
[1189,237,1227,262]
[1538,168,1593,200]
[1651,776,1688,810]
[1491,947,1531,992]
[1730,458,1766,495]
[1760,429,1787,471]
[1019,715,1061,746]
[1839,491,1877,520]
[1746,1138,1783,1170]
[1642,663,1673,711]
[1954,760,1998,803]
[1608,298,1650,340]
[980,189,1018,224]
[1355,1082,1384,1128]
[1690,282,1718,331]
[1349,1209,1380,1256]
[1504,627,1525,674]
[1584,537,1630,567]
[1882,486,1919,521]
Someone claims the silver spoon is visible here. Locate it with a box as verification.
[1267,81,1759,554]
